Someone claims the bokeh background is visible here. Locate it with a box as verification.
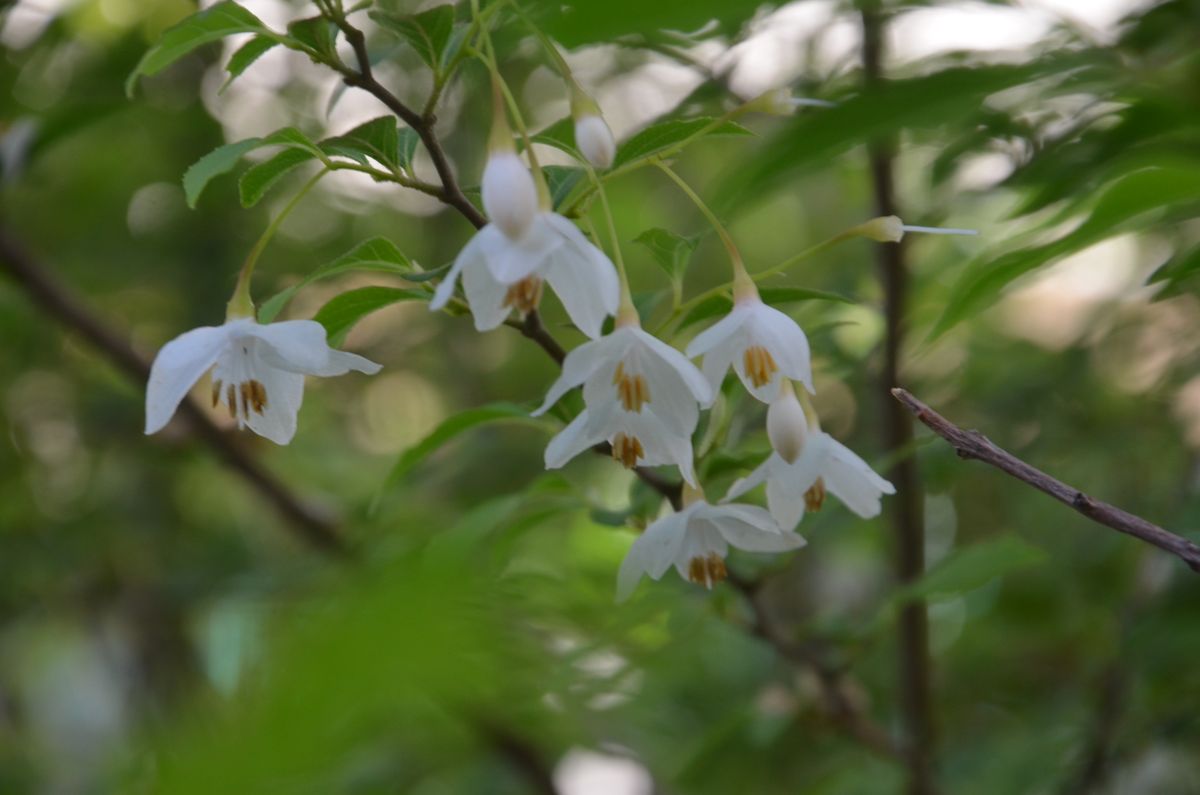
[2,0,1199,792]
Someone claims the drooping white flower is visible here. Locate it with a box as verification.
[144,317,380,445]
[482,151,538,240]
[574,114,615,169]
[430,212,619,339]
[685,293,813,403]
[617,489,805,601]
[535,320,712,485]
[724,388,894,530]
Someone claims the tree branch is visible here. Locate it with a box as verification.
[892,388,1200,572]
[861,8,938,794]
[0,227,347,556]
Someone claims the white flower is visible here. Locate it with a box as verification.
[430,212,619,339]
[535,323,712,485]
[574,114,615,169]
[685,295,813,403]
[481,150,538,240]
[617,497,805,601]
[144,317,381,445]
[723,430,895,530]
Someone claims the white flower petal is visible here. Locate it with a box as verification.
[533,333,622,416]
[431,229,487,311]
[671,522,728,583]
[821,434,895,518]
[618,408,698,487]
[461,251,513,331]
[722,454,775,502]
[684,304,748,358]
[766,474,807,531]
[544,409,603,469]
[242,365,305,445]
[542,216,619,339]
[635,327,713,407]
[144,324,229,434]
[487,220,560,284]
[752,303,813,393]
[616,511,691,602]
[482,152,537,240]
[249,320,379,376]
[702,504,806,552]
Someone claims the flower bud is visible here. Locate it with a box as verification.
[855,215,905,243]
[747,88,836,116]
[574,114,615,169]
[482,151,538,240]
[766,381,808,464]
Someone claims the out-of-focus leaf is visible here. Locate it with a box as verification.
[380,404,551,496]
[319,116,401,171]
[258,237,414,322]
[369,5,455,70]
[182,128,322,207]
[932,163,1200,338]
[893,535,1046,602]
[314,286,427,345]
[1150,245,1200,299]
[397,127,421,171]
[613,118,751,170]
[221,35,277,93]
[540,0,769,46]
[532,117,577,155]
[238,148,315,208]
[678,286,855,330]
[543,165,585,209]
[634,228,700,280]
[127,2,270,95]
[285,16,339,61]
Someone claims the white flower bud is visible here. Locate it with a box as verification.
[766,382,808,464]
[482,151,538,240]
[857,215,905,243]
[574,114,616,169]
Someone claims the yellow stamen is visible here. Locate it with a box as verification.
[805,478,826,513]
[686,554,728,589]
[248,379,268,414]
[612,361,650,412]
[223,380,270,420]
[611,433,644,469]
[502,276,543,315]
[211,379,222,408]
[742,345,778,388]
[226,384,237,419]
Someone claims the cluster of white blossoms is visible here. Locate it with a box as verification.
[143,68,973,600]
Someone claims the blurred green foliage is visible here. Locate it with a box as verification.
[2,0,1200,793]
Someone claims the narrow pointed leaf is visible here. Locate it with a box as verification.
[127,2,269,95]
[314,286,428,345]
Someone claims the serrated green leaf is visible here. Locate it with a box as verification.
[127,2,269,96]
[258,237,414,322]
[543,165,585,209]
[182,127,322,207]
[612,117,751,170]
[221,35,277,93]
[369,5,454,70]
[314,286,427,345]
[397,127,420,171]
[238,147,315,208]
[633,227,700,280]
[894,535,1046,603]
[320,116,400,171]
[380,403,551,495]
[932,163,1200,338]
[678,286,855,330]
[285,16,339,61]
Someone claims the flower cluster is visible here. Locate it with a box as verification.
[143,61,976,601]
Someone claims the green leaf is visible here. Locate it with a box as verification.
[894,535,1046,603]
[369,5,455,70]
[678,286,855,330]
[285,16,339,61]
[397,127,420,171]
[126,2,269,96]
[634,227,700,280]
[543,165,585,210]
[182,127,322,207]
[320,116,401,171]
[932,163,1200,338]
[238,147,315,208]
[258,237,414,322]
[531,117,576,155]
[541,0,766,47]
[221,35,277,93]
[379,403,551,497]
[314,286,427,345]
[612,117,752,170]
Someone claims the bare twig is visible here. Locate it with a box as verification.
[0,227,346,556]
[861,8,938,794]
[892,388,1200,573]
[476,721,562,795]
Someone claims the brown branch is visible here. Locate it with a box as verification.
[861,8,938,794]
[0,227,347,556]
[730,576,900,760]
[892,388,1200,573]
[475,721,562,795]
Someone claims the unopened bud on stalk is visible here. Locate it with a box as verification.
[570,83,615,169]
[766,380,808,464]
[747,87,837,116]
[484,78,537,240]
[854,215,978,244]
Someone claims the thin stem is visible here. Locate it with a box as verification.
[653,161,742,272]
[229,167,328,318]
[590,169,633,310]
